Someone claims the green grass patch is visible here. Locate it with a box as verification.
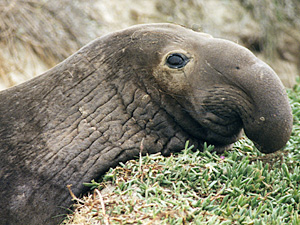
[63,79,300,224]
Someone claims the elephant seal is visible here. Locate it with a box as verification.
[0,23,293,224]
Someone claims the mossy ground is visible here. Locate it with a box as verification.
[63,79,300,225]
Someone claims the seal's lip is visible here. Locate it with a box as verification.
[170,107,242,153]
[159,92,243,153]
[184,107,243,149]
[209,143,234,153]
[252,141,280,154]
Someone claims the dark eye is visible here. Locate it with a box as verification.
[166,53,189,69]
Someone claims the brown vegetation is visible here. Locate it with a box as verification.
[1,0,299,89]
[0,0,100,88]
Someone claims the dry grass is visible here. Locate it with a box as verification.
[239,0,300,56]
[62,152,224,225]
[62,129,300,225]
[0,0,299,88]
[0,0,100,87]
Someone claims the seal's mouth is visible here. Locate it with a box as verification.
[182,86,250,153]
[173,105,243,153]
[161,89,245,153]
[195,111,243,152]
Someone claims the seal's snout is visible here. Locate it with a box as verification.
[201,38,293,154]
[241,63,293,154]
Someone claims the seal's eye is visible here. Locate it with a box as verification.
[166,53,189,69]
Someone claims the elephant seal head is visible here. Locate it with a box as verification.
[0,23,293,224]
[106,23,293,154]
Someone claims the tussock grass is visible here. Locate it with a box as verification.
[239,0,300,57]
[0,0,99,87]
[63,80,300,224]
[0,0,98,63]
[1,0,299,88]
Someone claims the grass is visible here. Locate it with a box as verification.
[63,80,300,224]
[63,78,300,225]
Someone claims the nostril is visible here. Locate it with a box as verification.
[235,66,240,70]
[259,117,265,122]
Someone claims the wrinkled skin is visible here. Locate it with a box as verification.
[0,24,293,224]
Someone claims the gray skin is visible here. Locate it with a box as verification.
[0,23,293,225]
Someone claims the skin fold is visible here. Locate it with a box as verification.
[0,23,293,224]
